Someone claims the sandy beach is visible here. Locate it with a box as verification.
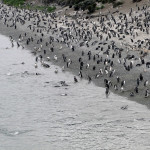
[0,0,150,108]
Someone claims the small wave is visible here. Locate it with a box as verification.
[0,128,33,137]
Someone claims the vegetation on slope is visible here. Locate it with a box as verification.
[43,0,125,13]
[3,0,25,7]
[3,0,143,13]
[3,0,56,12]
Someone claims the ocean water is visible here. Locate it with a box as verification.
[0,34,150,150]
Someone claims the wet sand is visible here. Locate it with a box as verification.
[0,2,150,108]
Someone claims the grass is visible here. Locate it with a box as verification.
[96,5,105,10]
[3,0,25,7]
[3,0,56,13]
[23,5,56,13]
[113,1,124,8]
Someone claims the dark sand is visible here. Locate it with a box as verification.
[0,1,150,108]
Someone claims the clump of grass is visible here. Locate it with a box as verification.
[34,6,56,12]
[47,6,56,12]
[3,0,25,7]
[113,1,124,8]
[132,0,142,2]
[96,5,105,10]
[74,0,97,13]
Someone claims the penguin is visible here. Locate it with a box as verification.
[47,57,50,61]
[62,66,65,72]
[145,89,149,98]
[78,71,83,78]
[88,76,92,83]
[74,76,78,83]
[114,84,118,91]
[134,86,138,93]
[139,73,143,81]
[35,63,38,68]
[130,92,134,97]
[54,55,58,61]
[137,78,140,86]
[117,76,120,83]
[54,68,58,74]
[121,80,125,87]
[144,80,148,87]
[105,87,110,98]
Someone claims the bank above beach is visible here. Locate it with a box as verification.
[0,1,150,108]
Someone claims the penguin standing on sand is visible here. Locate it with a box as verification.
[117,76,120,83]
[139,73,143,81]
[74,76,78,83]
[114,84,118,91]
[145,89,149,98]
[137,78,140,86]
[134,86,138,93]
[88,76,92,83]
[144,80,148,87]
[121,80,125,87]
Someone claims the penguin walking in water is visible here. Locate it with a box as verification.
[54,68,58,74]
[88,76,92,83]
[35,56,38,62]
[78,71,83,78]
[62,66,65,72]
[105,87,110,98]
[35,63,38,68]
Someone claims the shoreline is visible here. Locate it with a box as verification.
[0,2,150,108]
[1,33,150,150]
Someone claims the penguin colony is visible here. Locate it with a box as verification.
[0,2,150,99]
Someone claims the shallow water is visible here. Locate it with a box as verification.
[0,34,150,150]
